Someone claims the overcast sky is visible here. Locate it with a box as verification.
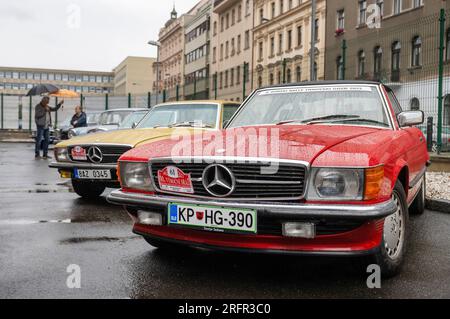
[0,0,199,72]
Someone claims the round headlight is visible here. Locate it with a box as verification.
[68,130,75,139]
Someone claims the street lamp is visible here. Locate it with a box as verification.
[148,40,161,104]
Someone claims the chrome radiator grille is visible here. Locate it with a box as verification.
[69,145,132,164]
[150,159,307,200]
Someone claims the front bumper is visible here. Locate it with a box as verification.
[107,189,397,221]
[49,161,117,170]
[49,161,119,185]
[107,190,394,255]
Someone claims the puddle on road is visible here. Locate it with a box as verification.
[0,219,72,226]
[60,236,138,245]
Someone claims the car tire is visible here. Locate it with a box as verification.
[144,237,181,250]
[409,177,426,215]
[71,179,106,199]
[365,180,409,278]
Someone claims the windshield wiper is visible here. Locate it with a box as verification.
[169,121,214,128]
[338,118,388,126]
[276,115,360,126]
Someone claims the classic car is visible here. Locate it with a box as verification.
[107,81,429,277]
[67,108,148,139]
[56,111,102,140]
[49,101,241,199]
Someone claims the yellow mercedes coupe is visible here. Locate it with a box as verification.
[49,101,240,198]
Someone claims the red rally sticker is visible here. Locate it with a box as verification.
[157,166,194,194]
[71,146,87,161]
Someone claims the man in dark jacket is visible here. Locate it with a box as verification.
[70,106,87,128]
[35,96,64,159]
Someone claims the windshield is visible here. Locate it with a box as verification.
[87,113,101,125]
[98,111,133,125]
[120,111,148,129]
[137,103,219,129]
[228,85,390,128]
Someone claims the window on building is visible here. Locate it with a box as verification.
[337,9,345,30]
[271,2,276,18]
[238,5,242,21]
[391,41,401,72]
[236,66,241,85]
[244,30,250,49]
[445,95,450,125]
[314,19,319,41]
[297,25,302,47]
[358,0,367,25]
[374,46,383,76]
[260,8,264,24]
[258,42,263,60]
[278,33,283,54]
[279,0,284,15]
[258,76,263,88]
[336,56,344,80]
[286,68,291,83]
[269,73,274,85]
[287,30,292,50]
[237,35,241,53]
[296,66,301,82]
[410,98,420,111]
[376,0,384,17]
[393,0,402,15]
[246,0,250,16]
[232,9,236,25]
[411,36,422,67]
[358,50,366,77]
[447,28,450,61]
[277,71,281,84]
[270,36,275,56]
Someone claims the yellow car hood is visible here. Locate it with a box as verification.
[56,127,198,148]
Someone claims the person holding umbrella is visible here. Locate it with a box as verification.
[34,96,64,159]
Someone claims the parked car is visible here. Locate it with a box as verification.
[86,109,149,134]
[49,101,240,199]
[107,81,429,277]
[57,111,102,140]
[67,108,147,139]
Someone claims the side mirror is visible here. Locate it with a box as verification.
[131,122,138,129]
[398,111,424,128]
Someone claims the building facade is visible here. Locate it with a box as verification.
[324,0,450,126]
[184,1,212,100]
[113,56,156,95]
[0,66,114,96]
[253,0,326,89]
[210,0,254,102]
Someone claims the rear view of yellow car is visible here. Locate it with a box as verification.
[49,101,240,199]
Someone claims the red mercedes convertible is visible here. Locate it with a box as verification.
[108,81,429,277]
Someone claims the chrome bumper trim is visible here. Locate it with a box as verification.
[49,162,117,170]
[107,190,397,220]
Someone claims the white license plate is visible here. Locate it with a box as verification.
[168,203,257,234]
[74,169,111,180]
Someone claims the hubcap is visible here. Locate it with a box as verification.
[383,192,405,260]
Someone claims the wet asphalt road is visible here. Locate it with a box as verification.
[0,143,449,299]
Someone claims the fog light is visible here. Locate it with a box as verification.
[282,222,316,239]
[137,211,162,226]
[60,170,72,178]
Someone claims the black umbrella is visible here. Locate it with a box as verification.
[26,84,59,96]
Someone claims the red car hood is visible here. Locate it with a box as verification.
[122,125,382,164]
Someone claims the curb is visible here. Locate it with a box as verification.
[0,139,35,144]
[426,199,450,214]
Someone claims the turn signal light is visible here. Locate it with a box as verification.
[60,170,72,179]
[364,166,385,200]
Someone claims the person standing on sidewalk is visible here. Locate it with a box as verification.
[34,96,64,159]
